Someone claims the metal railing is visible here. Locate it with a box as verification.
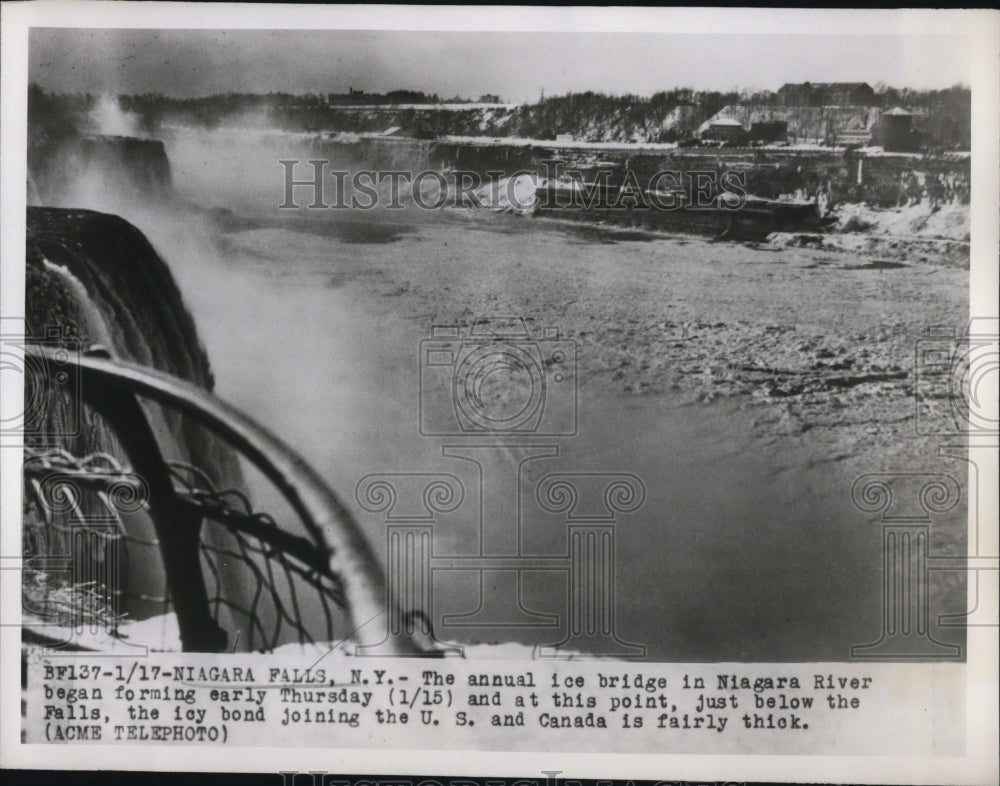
[22,345,421,655]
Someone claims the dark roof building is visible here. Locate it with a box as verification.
[701,117,747,143]
[748,119,788,143]
[876,107,920,152]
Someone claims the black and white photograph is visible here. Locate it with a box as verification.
[1,4,997,783]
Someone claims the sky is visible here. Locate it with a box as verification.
[29,29,971,103]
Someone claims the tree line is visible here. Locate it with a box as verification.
[28,82,972,150]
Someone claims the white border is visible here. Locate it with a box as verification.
[2,5,998,783]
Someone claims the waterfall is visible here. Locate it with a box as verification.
[30,135,174,211]
[25,206,249,643]
[27,208,209,384]
[40,258,115,349]
[26,207,230,470]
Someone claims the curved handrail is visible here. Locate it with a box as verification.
[25,345,420,655]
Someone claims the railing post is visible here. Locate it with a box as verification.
[75,367,228,653]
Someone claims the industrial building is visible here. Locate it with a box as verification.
[876,107,920,152]
[700,117,747,144]
[748,120,789,143]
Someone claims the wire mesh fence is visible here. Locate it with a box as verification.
[23,444,349,653]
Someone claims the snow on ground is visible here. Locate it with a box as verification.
[834,201,970,241]
[768,201,970,267]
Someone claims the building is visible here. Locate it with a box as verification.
[835,129,873,148]
[748,120,788,143]
[777,82,877,107]
[701,117,747,144]
[327,87,368,105]
[877,107,920,152]
[830,112,875,147]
